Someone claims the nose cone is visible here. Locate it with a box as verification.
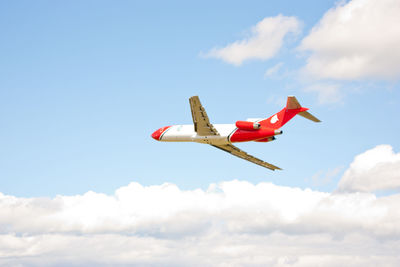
[151,129,161,140]
[151,126,171,141]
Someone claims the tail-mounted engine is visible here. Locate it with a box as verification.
[255,136,276,142]
[235,121,261,131]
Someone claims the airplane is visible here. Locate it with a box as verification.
[151,96,320,170]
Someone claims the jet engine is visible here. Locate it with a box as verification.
[235,121,261,131]
[255,136,276,142]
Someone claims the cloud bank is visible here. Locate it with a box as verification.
[205,15,301,66]
[202,0,400,104]
[299,0,400,81]
[1,145,400,266]
[338,144,400,193]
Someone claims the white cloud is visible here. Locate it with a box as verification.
[1,175,400,265]
[204,15,301,66]
[337,145,400,193]
[304,83,343,104]
[311,166,344,186]
[299,0,400,80]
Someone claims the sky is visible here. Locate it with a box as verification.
[0,0,400,266]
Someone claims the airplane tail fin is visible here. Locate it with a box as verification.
[260,96,320,129]
[287,96,321,123]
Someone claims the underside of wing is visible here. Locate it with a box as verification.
[212,144,282,171]
[189,96,219,136]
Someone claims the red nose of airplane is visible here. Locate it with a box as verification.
[151,129,161,140]
[151,126,171,141]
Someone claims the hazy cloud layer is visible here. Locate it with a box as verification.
[338,144,400,193]
[299,0,400,80]
[1,145,400,266]
[264,62,284,77]
[303,82,343,104]
[204,15,300,66]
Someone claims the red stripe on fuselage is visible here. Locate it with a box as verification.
[259,108,303,129]
[230,128,277,143]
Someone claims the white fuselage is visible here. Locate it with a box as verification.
[160,124,236,145]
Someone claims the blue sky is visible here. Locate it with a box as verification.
[1,1,400,266]
[0,0,399,197]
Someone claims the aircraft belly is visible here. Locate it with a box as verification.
[191,135,229,145]
[160,124,235,145]
[191,124,235,145]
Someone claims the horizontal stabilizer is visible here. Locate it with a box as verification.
[298,111,321,122]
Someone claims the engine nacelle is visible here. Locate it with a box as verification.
[235,121,261,131]
[255,136,276,142]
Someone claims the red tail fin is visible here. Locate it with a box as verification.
[259,96,320,129]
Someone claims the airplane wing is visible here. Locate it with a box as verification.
[189,96,219,136]
[212,144,282,171]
